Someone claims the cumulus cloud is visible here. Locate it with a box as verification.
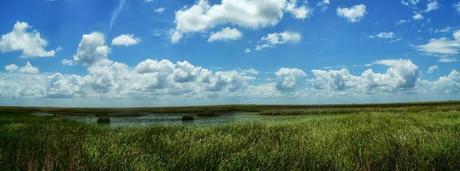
[208,27,242,42]
[70,32,110,66]
[171,0,308,43]
[0,73,48,98]
[0,21,55,57]
[336,4,366,23]
[416,30,460,62]
[45,32,255,99]
[111,34,141,46]
[4,62,39,74]
[412,12,424,20]
[431,70,460,94]
[275,68,306,91]
[18,62,40,74]
[311,69,353,91]
[1,53,460,103]
[47,57,253,99]
[256,31,301,50]
[2,32,460,104]
[4,64,19,73]
[372,59,419,88]
[311,59,419,92]
[47,73,84,98]
[286,0,310,19]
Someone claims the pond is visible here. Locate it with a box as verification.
[54,112,308,126]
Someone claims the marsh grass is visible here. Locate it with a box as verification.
[1,103,460,170]
[96,117,110,124]
[181,115,195,121]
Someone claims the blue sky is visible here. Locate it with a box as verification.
[0,0,459,107]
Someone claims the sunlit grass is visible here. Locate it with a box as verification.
[1,105,460,170]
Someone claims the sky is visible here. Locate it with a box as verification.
[0,0,459,107]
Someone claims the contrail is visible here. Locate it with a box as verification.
[108,0,126,33]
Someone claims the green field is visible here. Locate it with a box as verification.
[1,102,460,170]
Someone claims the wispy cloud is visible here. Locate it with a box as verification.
[108,0,126,33]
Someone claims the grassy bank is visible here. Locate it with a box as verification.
[1,109,460,170]
[1,100,459,116]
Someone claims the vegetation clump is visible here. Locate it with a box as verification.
[181,115,194,121]
[96,117,110,124]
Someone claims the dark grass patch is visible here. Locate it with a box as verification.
[96,117,110,124]
[181,115,195,121]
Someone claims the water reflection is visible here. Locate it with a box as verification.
[58,112,305,127]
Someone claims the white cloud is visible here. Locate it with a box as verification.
[2,33,256,99]
[317,0,330,11]
[320,0,330,5]
[311,59,419,92]
[70,32,110,66]
[0,21,55,57]
[111,34,141,46]
[275,67,306,91]
[5,62,39,74]
[427,65,439,73]
[439,57,457,63]
[412,12,424,20]
[61,59,76,66]
[0,73,48,98]
[171,0,308,43]
[434,27,455,33]
[174,0,285,33]
[256,31,301,50]
[369,32,401,43]
[18,62,40,74]
[336,4,366,23]
[4,64,18,73]
[311,68,354,91]
[47,73,84,98]
[369,32,396,39]
[417,38,459,55]
[109,0,126,32]
[416,30,460,62]
[424,0,439,12]
[401,0,420,6]
[286,0,310,19]
[2,32,460,104]
[396,19,410,25]
[170,31,183,44]
[154,7,166,14]
[372,59,419,88]
[244,48,251,53]
[430,70,460,94]
[208,27,242,42]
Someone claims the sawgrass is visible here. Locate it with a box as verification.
[1,103,460,170]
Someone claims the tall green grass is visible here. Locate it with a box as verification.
[1,111,460,170]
